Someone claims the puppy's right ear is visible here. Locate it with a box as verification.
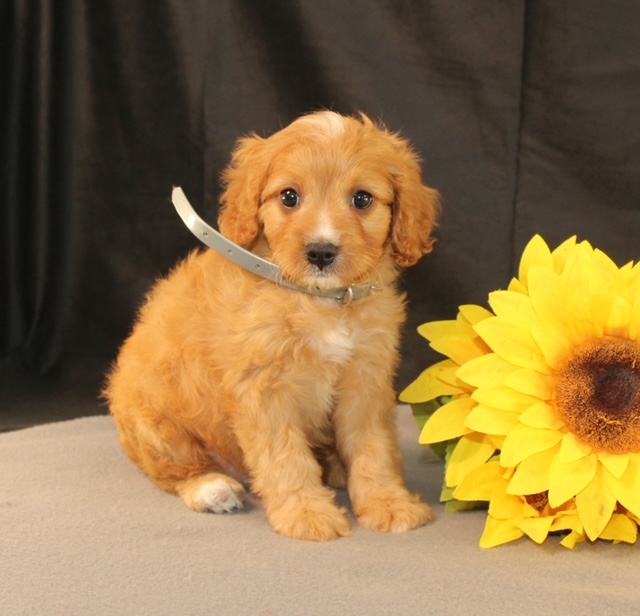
[218,134,269,248]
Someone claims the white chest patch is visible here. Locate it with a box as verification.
[310,324,355,364]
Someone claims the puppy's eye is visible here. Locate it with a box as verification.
[351,191,373,210]
[280,189,300,209]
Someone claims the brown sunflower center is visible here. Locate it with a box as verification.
[594,364,638,411]
[525,492,549,513]
[554,337,640,454]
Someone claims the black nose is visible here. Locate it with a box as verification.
[306,242,339,270]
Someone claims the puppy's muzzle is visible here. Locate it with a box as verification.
[306,242,339,271]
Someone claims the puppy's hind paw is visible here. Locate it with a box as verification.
[178,474,246,514]
[356,490,433,534]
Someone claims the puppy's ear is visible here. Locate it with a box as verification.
[218,134,269,248]
[388,137,440,268]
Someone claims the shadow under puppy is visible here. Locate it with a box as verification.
[105,111,439,541]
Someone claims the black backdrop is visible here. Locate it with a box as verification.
[3,1,640,421]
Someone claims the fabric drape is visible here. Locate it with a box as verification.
[2,1,639,396]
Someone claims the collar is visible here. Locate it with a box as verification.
[171,187,379,305]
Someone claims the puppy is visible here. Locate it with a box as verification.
[105,111,439,541]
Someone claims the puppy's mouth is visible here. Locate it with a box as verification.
[273,241,373,292]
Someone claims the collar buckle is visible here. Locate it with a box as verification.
[340,286,355,305]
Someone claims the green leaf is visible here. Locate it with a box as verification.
[410,400,442,431]
[445,499,486,513]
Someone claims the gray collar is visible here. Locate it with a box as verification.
[171,187,379,305]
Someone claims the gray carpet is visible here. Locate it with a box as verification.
[2,407,639,615]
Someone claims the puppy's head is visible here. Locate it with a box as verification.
[219,111,439,289]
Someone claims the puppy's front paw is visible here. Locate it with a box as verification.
[356,489,433,533]
[269,500,352,541]
[178,474,246,513]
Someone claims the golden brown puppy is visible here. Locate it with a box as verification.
[105,111,439,541]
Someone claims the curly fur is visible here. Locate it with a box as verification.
[105,111,439,541]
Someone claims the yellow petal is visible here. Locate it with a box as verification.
[418,320,486,365]
[599,514,638,544]
[628,283,640,340]
[622,265,638,289]
[507,277,528,294]
[518,235,553,290]
[529,325,573,369]
[628,511,640,525]
[489,479,525,519]
[473,317,550,374]
[560,530,586,549]
[519,402,564,431]
[488,290,538,325]
[521,499,541,517]
[565,292,603,344]
[432,360,467,387]
[604,295,632,337]
[479,516,524,548]
[471,386,540,413]
[500,425,563,468]
[561,242,590,292]
[527,265,572,331]
[603,455,640,519]
[507,443,558,495]
[597,452,629,480]
[557,432,591,464]
[429,335,488,366]
[445,433,496,487]
[458,304,494,326]
[575,465,616,541]
[399,360,467,403]
[502,369,554,400]
[583,248,619,298]
[453,460,503,502]
[591,248,622,296]
[551,236,578,273]
[550,511,583,534]
[419,397,476,444]
[588,291,616,333]
[548,453,598,508]
[464,404,520,435]
[455,353,517,389]
[515,516,555,544]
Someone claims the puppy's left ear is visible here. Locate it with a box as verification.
[388,137,440,268]
[218,134,269,248]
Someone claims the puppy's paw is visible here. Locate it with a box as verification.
[269,500,352,541]
[178,474,246,514]
[356,489,433,533]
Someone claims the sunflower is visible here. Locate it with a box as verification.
[401,235,640,548]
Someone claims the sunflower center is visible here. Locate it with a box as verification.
[554,337,640,454]
[594,364,638,412]
[525,492,549,513]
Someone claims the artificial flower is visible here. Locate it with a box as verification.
[401,235,640,548]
